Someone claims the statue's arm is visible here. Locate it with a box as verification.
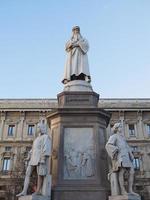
[125,141,134,161]
[25,149,32,161]
[78,39,89,54]
[40,136,51,163]
[128,146,134,161]
[105,135,119,160]
[65,40,74,52]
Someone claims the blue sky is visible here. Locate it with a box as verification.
[0,0,150,98]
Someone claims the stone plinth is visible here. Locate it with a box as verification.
[58,91,99,108]
[47,90,111,200]
[63,80,93,92]
[109,194,141,200]
[18,195,50,200]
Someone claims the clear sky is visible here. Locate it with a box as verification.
[0,0,150,98]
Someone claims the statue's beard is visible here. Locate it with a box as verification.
[72,33,81,42]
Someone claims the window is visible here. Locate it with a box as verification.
[128,124,135,137]
[133,158,140,170]
[5,146,12,152]
[8,125,15,136]
[146,124,150,136]
[28,125,35,136]
[0,186,6,190]
[2,158,10,171]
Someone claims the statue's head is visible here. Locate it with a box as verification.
[112,122,122,134]
[71,26,82,40]
[72,26,80,34]
[37,119,47,135]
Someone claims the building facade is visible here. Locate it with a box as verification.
[0,99,150,200]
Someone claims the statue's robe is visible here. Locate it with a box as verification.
[62,37,90,83]
[105,134,134,172]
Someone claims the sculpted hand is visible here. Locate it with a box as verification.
[72,42,79,48]
[73,43,79,47]
[113,149,119,160]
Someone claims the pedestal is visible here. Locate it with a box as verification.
[47,90,111,200]
[109,194,141,200]
[18,195,50,200]
[63,80,93,92]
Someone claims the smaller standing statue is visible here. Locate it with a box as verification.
[16,120,51,198]
[105,122,140,198]
[62,26,91,84]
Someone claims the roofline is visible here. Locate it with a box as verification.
[0,98,150,101]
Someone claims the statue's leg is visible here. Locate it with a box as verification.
[16,165,33,197]
[118,168,128,195]
[36,175,44,194]
[110,172,120,195]
[32,164,45,195]
[128,167,138,195]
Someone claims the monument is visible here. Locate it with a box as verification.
[105,122,141,200]
[47,26,111,200]
[62,25,92,92]
[62,26,91,84]
[16,120,52,200]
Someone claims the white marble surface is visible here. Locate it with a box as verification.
[62,26,91,84]
[16,121,52,197]
[64,127,95,179]
[106,123,140,196]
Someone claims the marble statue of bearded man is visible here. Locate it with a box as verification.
[62,26,91,84]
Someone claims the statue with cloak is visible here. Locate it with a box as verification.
[105,122,140,197]
[16,120,51,198]
[62,26,91,84]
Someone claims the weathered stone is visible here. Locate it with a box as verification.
[47,89,111,200]
[18,195,50,200]
[63,80,93,92]
[109,194,141,200]
[57,91,99,108]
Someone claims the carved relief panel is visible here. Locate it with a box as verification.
[63,127,96,180]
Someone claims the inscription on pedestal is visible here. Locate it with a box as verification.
[66,96,90,103]
[57,91,99,108]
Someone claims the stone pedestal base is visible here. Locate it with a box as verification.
[63,80,93,92]
[57,91,99,108]
[109,194,141,200]
[47,89,110,200]
[18,195,50,200]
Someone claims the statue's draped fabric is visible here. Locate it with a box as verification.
[30,134,51,166]
[62,37,90,83]
[105,134,134,172]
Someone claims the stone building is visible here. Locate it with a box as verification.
[0,98,150,200]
